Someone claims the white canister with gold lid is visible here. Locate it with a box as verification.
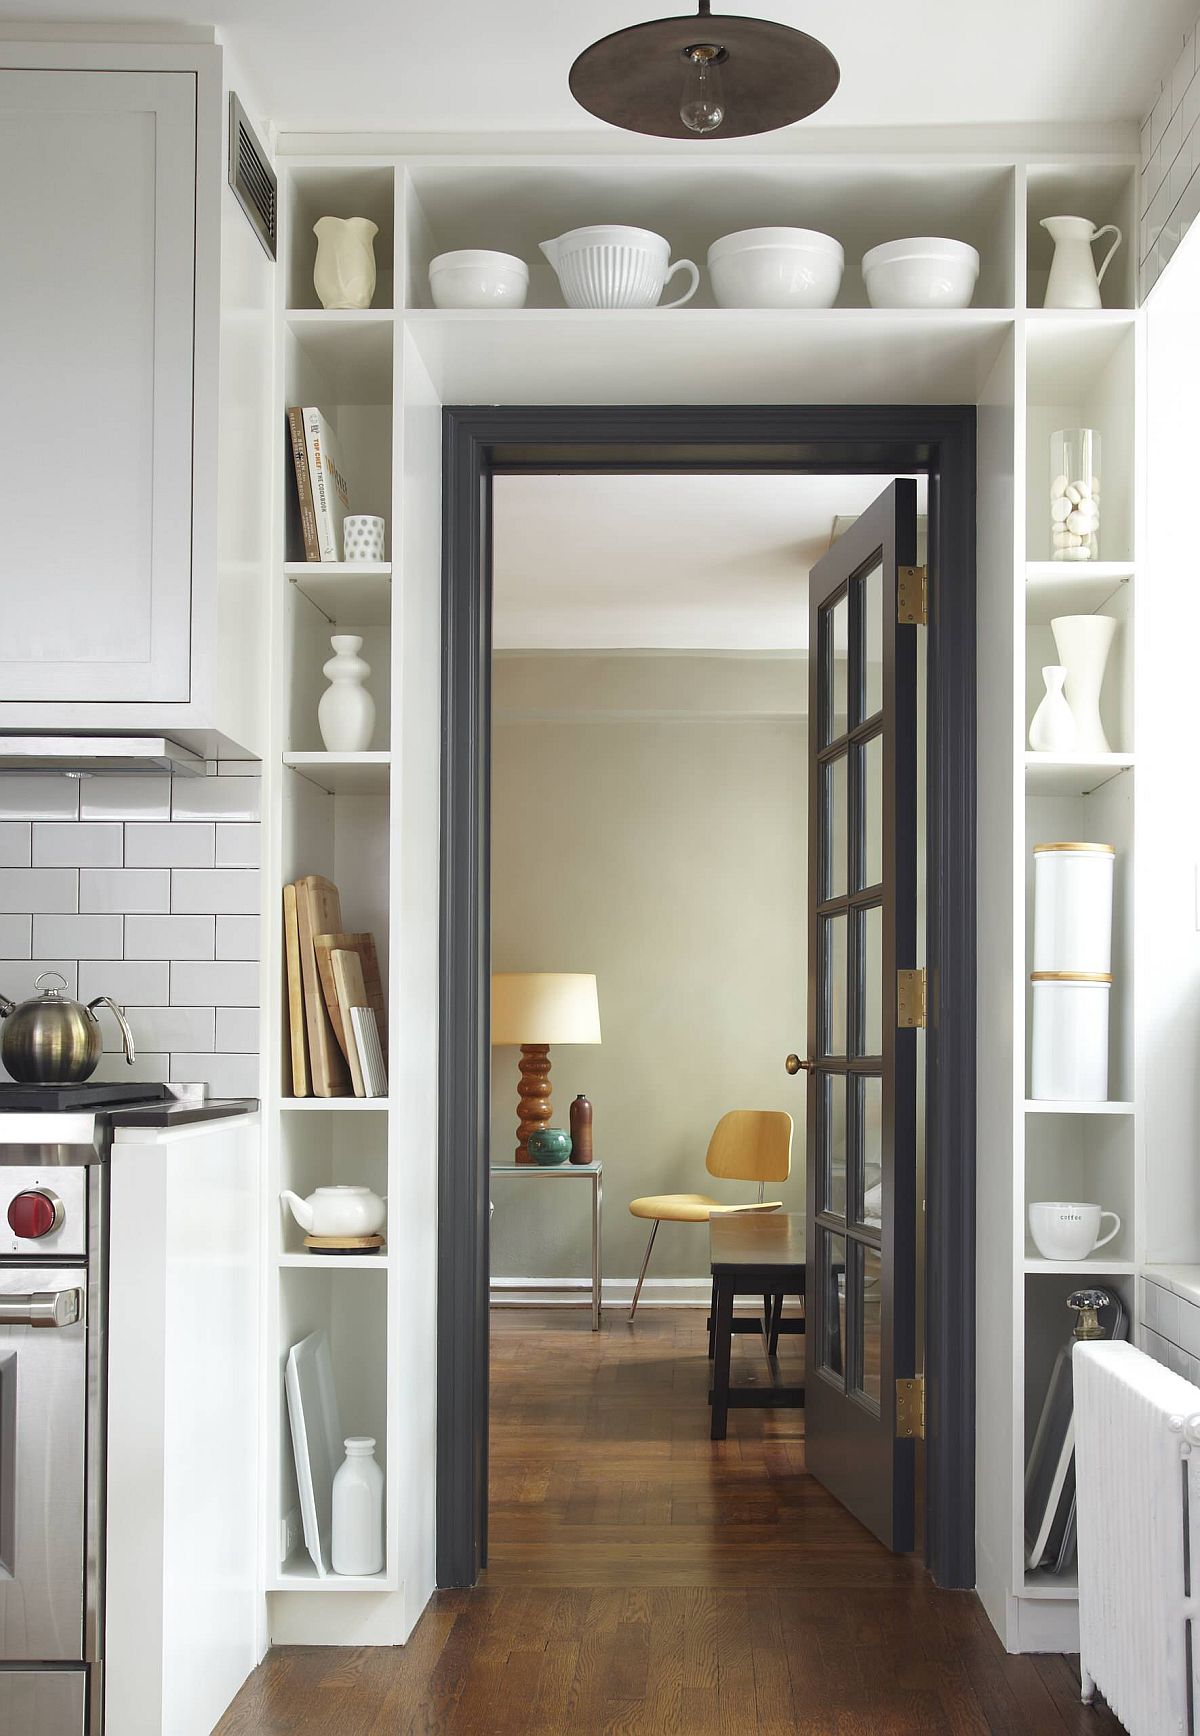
[1030,972,1111,1101]
[1032,842,1114,975]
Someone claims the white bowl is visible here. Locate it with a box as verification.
[861,237,980,309]
[707,227,844,308]
[429,249,529,309]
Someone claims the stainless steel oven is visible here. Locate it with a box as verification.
[0,1112,112,1736]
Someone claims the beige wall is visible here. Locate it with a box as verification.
[490,653,808,1284]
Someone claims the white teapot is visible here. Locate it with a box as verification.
[281,1185,385,1238]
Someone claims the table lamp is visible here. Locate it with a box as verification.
[491,973,601,1163]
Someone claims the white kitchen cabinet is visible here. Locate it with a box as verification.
[0,69,196,703]
[0,43,274,757]
[105,1110,261,1736]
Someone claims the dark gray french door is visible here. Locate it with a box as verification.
[801,478,918,1553]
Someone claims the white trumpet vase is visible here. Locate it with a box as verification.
[318,635,375,752]
[1028,665,1078,753]
[1051,614,1117,755]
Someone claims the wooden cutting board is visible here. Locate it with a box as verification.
[295,876,352,1097]
[330,948,368,1097]
[314,932,387,1057]
[282,883,310,1097]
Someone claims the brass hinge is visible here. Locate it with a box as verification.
[897,967,927,1029]
[896,1376,925,1440]
[897,565,928,626]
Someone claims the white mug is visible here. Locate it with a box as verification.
[1028,1200,1120,1262]
[343,515,386,563]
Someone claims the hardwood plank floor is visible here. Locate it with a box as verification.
[214,1307,1124,1734]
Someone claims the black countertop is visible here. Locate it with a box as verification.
[109,1097,259,1130]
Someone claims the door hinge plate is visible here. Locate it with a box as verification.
[897,565,927,626]
[896,1376,925,1439]
[897,967,927,1028]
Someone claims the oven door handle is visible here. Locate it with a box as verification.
[0,1288,84,1328]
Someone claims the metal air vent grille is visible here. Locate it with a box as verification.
[228,92,276,260]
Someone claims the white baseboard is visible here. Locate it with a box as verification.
[490,1275,712,1309]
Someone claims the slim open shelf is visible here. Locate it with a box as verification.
[281,1097,391,1112]
[1024,752,1134,796]
[277,1253,390,1271]
[283,752,392,794]
[1025,1100,1134,1116]
[287,563,392,626]
[1023,1258,1136,1276]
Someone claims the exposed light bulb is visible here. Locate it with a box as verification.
[680,45,726,133]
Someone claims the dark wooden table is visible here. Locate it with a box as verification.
[708,1212,806,1440]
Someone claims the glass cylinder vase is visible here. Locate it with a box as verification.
[1050,429,1101,562]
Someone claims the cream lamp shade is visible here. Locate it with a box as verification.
[491,973,602,1046]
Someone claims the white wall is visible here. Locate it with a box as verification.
[490,653,808,1286]
[1141,12,1200,294]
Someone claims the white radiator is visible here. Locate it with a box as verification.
[1074,1339,1200,1734]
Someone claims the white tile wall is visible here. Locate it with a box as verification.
[1142,16,1200,294]
[0,768,261,1096]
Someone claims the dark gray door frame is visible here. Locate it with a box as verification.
[438,405,977,1592]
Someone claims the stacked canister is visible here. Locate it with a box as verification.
[1030,842,1115,1101]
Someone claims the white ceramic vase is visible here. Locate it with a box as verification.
[1051,615,1117,754]
[1028,665,1077,753]
[331,1437,384,1575]
[313,216,379,311]
[318,635,375,751]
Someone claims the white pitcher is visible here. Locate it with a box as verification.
[1040,215,1122,310]
[313,215,379,310]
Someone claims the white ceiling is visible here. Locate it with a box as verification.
[10,0,1192,135]
[492,472,921,651]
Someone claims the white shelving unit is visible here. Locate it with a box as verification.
[261,140,1141,1651]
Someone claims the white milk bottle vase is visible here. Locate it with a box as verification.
[318,635,375,752]
[331,1436,384,1575]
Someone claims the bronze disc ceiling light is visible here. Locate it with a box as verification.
[569,0,840,139]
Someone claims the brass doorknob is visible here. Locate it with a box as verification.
[785,1054,811,1075]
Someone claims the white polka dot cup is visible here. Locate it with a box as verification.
[343,515,386,564]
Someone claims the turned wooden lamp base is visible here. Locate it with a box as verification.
[516,1043,553,1163]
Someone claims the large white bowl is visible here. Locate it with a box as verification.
[861,237,980,308]
[429,249,529,309]
[707,227,844,308]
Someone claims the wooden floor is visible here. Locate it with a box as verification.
[215,1307,1124,1734]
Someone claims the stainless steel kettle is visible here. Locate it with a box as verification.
[0,971,136,1084]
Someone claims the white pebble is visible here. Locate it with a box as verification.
[1065,509,1096,533]
[1051,498,1072,523]
[1051,474,1069,499]
[1072,479,1092,499]
[1066,485,1082,506]
[1053,529,1083,548]
[1066,545,1092,561]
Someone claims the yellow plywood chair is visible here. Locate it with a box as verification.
[627,1109,793,1320]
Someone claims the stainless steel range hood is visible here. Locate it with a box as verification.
[0,736,206,776]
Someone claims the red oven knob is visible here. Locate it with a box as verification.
[7,1189,64,1239]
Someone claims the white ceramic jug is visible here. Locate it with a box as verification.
[313,215,379,310]
[318,635,375,752]
[281,1185,386,1238]
[1040,216,1122,310]
[332,1437,384,1574]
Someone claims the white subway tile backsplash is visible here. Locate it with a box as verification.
[79,959,168,1005]
[215,824,260,868]
[33,823,122,868]
[93,1051,171,1084]
[0,768,260,1084]
[124,915,215,960]
[0,917,32,958]
[0,868,77,913]
[0,824,31,867]
[216,916,260,960]
[80,867,170,914]
[0,960,79,999]
[0,776,79,820]
[34,914,123,958]
[216,1007,259,1051]
[171,960,258,1006]
[172,777,260,823]
[124,824,215,868]
[79,776,172,822]
[103,1005,215,1054]
[172,1051,258,1097]
[172,869,260,915]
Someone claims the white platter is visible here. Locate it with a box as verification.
[284,1329,342,1577]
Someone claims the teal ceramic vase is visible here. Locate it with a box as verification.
[528,1127,572,1166]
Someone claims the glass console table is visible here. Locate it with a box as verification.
[488,1160,603,1330]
